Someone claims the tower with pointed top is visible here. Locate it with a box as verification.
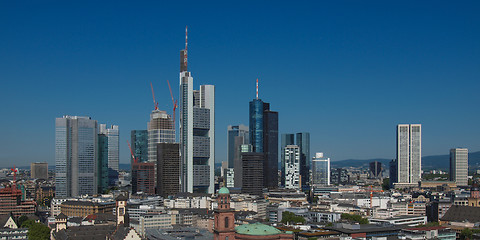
[249,79,278,190]
[179,27,215,193]
[213,187,236,240]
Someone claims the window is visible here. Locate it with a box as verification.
[225,217,229,228]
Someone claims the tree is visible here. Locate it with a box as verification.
[17,215,28,227]
[341,213,369,224]
[281,211,306,225]
[460,228,473,240]
[382,178,390,190]
[27,222,50,240]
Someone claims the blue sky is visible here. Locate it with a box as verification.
[1,1,479,167]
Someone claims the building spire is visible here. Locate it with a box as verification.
[256,78,259,100]
[185,26,188,70]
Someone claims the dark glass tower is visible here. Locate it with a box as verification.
[131,130,148,164]
[249,98,278,190]
[98,134,109,193]
[296,132,310,188]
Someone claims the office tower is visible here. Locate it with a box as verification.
[30,162,48,180]
[227,125,249,168]
[450,148,468,186]
[249,81,278,190]
[55,116,97,197]
[284,145,300,189]
[148,110,175,163]
[156,143,180,197]
[389,159,398,188]
[131,130,148,164]
[396,124,422,184]
[99,124,119,186]
[369,161,382,179]
[296,132,310,187]
[241,152,264,196]
[97,133,109,193]
[312,152,330,186]
[234,143,252,188]
[179,28,215,193]
[281,134,295,187]
[131,162,155,195]
[331,168,349,185]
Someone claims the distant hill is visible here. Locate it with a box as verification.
[331,151,480,171]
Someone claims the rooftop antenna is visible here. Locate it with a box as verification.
[11,166,17,190]
[184,26,188,70]
[256,78,259,100]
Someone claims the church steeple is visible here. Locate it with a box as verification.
[214,187,236,240]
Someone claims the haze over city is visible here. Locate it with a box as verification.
[1,1,479,167]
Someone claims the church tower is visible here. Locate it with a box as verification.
[115,194,128,225]
[214,187,236,240]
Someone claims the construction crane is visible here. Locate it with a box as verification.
[11,166,17,190]
[150,82,159,111]
[127,140,138,164]
[368,185,384,209]
[167,79,178,129]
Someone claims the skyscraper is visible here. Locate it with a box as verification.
[450,148,468,186]
[131,130,148,164]
[99,124,119,186]
[249,80,278,190]
[227,125,249,168]
[296,132,310,187]
[396,124,422,185]
[147,110,175,163]
[312,152,330,186]
[55,116,97,197]
[179,27,215,193]
[369,161,382,179]
[281,133,310,188]
[284,145,300,189]
[241,152,264,196]
[156,143,181,197]
[97,133,109,193]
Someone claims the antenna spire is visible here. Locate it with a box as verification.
[185,26,188,69]
[256,78,259,100]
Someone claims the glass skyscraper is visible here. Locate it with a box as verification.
[99,124,119,186]
[312,152,330,186]
[131,130,148,164]
[97,133,109,193]
[227,125,249,168]
[147,110,175,163]
[249,96,278,190]
[55,116,98,197]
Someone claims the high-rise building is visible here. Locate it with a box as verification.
[131,162,155,195]
[450,148,468,186]
[97,133,109,193]
[281,133,310,188]
[30,162,48,180]
[234,143,252,189]
[284,145,300,189]
[249,81,278,190]
[389,159,398,188]
[227,125,249,168]
[312,152,330,186]
[296,132,310,187]
[55,116,97,197]
[331,168,349,185]
[369,161,382,179]
[179,28,215,193]
[99,124,119,186]
[131,130,148,164]
[156,143,180,197]
[241,152,264,196]
[396,124,422,185]
[148,110,175,163]
[281,134,295,187]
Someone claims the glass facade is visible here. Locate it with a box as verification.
[227,125,249,168]
[312,153,330,186]
[148,110,175,163]
[131,130,148,163]
[97,134,109,193]
[249,99,264,153]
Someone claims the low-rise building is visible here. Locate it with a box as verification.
[369,215,427,226]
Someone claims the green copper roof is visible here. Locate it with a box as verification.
[218,187,230,194]
[235,222,282,236]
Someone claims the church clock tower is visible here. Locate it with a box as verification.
[214,187,236,240]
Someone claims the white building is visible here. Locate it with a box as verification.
[147,110,175,163]
[284,145,300,189]
[312,152,330,186]
[179,30,215,193]
[450,148,468,186]
[396,124,421,185]
[132,213,172,237]
[369,215,427,226]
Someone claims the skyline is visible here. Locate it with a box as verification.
[1,1,480,166]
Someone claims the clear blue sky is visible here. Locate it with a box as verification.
[1,1,479,167]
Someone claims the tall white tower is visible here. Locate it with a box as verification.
[396,124,422,184]
[179,27,215,193]
[450,148,468,186]
[284,145,300,189]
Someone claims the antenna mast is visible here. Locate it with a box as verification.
[185,26,188,70]
[256,78,259,100]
